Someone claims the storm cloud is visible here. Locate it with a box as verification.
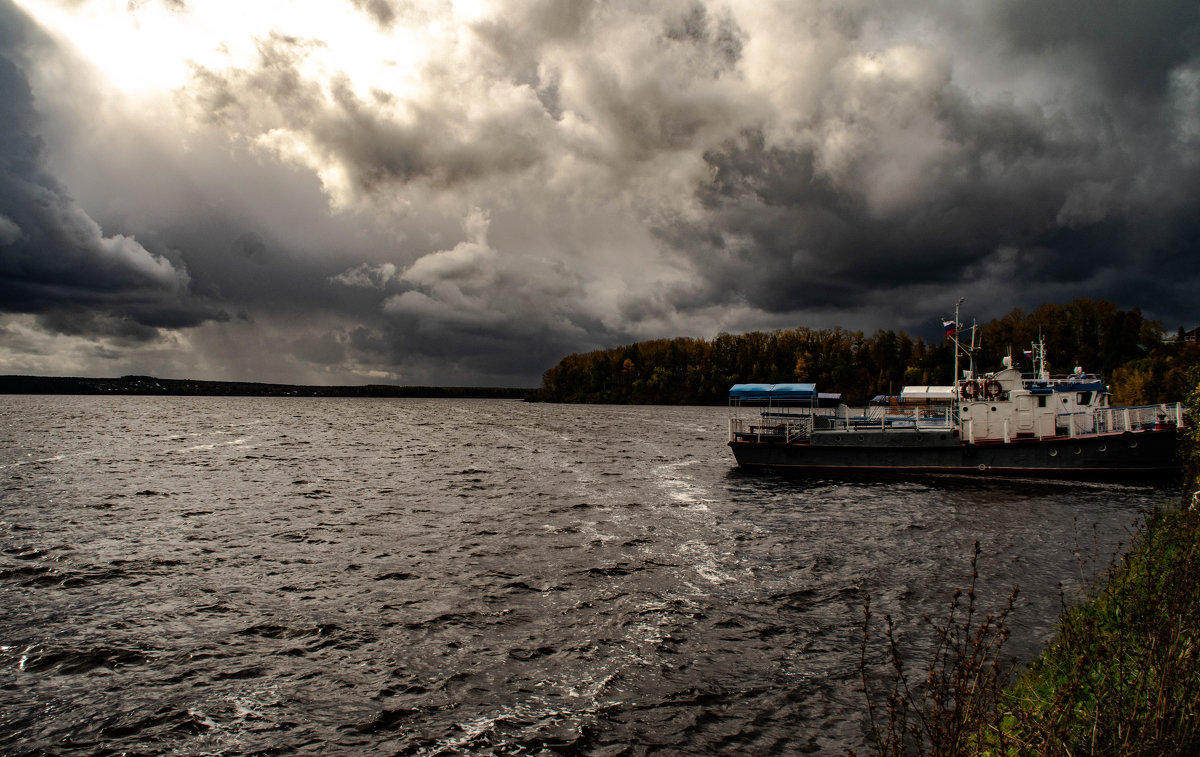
[0,19,219,343]
[2,0,1198,385]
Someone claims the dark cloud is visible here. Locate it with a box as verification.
[644,2,1200,335]
[185,29,550,197]
[662,1,745,77]
[0,4,223,343]
[996,0,1200,100]
[232,232,267,261]
[349,0,400,29]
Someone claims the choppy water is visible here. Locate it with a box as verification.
[0,396,1176,755]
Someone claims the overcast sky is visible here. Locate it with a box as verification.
[2,0,1198,386]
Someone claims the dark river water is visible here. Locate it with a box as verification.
[0,396,1177,755]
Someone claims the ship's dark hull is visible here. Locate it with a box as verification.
[729,428,1182,478]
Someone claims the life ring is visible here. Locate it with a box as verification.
[984,379,1002,400]
[961,380,980,400]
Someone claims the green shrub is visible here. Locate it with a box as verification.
[996,507,1200,755]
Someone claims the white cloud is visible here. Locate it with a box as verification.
[330,262,399,289]
[0,214,21,245]
[400,208,495,288]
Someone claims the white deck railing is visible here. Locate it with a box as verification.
[730,402,1187,443]
[1062,403,1184,438]
[729,404,956,441]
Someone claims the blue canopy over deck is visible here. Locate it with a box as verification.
[1027,379,1106,395]
[729,383,818,401]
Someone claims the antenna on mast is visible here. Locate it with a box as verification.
[949,297,966,386]
[946,297,980,402]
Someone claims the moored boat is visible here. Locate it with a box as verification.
[727,306,1187,477]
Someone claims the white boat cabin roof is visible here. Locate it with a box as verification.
[900,385,956,402]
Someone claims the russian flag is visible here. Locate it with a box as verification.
[943,319,957,337]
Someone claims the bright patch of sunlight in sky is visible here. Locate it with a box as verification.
[13,0,462,102]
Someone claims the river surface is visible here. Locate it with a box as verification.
[0,396,1177,755]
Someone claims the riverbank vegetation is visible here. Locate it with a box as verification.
[535,299,1197,405]
[857,379,1200,755]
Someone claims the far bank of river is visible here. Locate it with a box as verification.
[0,374,532,399]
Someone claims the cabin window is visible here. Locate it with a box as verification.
[1037,396,1047,408]
[1077,391,1092,405]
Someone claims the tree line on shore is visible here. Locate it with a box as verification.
[535,299,1199,406]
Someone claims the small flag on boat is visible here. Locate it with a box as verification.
[1023,349,1033,358]
[943,319,958,337]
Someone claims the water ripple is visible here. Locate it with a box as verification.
[0,395,1171,754]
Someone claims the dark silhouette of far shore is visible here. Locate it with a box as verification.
[0,375,532,399]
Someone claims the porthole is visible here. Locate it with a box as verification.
[1098,444,1107,452]
[1049,449,1058,457]
[857,435,865,442]
[1128,438,1138,449]
[990,406,998,412]
[834,435,842,442]
[1073,447,1082,455]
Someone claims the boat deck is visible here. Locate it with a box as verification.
[731,402,1183,446]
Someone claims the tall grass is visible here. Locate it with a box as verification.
[858,542,1018,756]
[860,509,1200,756]
[997,506,1200,754]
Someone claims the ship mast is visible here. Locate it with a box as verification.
[948,297,978,391]
[1033,333,1048,380]
[953,298,963,390]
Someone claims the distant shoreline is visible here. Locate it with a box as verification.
[0,375,533,400]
